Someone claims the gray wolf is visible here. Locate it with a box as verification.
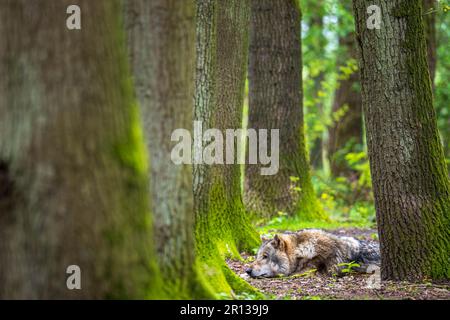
[246,229,380,278]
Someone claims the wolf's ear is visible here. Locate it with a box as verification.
[260,235,269,242]
[272,234,286,250]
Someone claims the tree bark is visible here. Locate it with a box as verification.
[353,0,450,280]
[125,0,213,298]
[194,0,261,296]
[328,31,363,177]
[422,0,437,86]
[0,0,160,298]
[245,0,326,220]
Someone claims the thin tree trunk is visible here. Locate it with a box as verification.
[0,0,160,298]
[125,0,213,298]
[309,73,325,169]
[353,0,450,280]
[194,0,261,296]
[245,0,326,220]
[328,32,363,177]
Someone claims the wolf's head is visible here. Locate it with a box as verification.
[246,234,294,278]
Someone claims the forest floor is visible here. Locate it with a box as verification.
[227,228,450,300]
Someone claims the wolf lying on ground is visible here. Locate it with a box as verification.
[246,229,380,278]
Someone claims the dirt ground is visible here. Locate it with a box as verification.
[227,228,450,300]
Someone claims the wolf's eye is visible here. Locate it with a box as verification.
[262,254,268,259]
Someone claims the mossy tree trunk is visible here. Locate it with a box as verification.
[0,0,161,298]
[125,0,214,299]
[353,0,450,280]
[422,0,437,87]
[194,0,262,297]
[244,0,327,221]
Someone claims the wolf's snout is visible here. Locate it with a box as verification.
[245,268,252,275]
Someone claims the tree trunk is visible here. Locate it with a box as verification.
[245,0,326,221]
[194,0,261,296]
[125,0,213,298]
[0,0,161,298]
[353,0,450,280]
[422,0,437,86]
[328,3,363,177]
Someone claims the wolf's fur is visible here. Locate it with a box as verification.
[247,229,380,278]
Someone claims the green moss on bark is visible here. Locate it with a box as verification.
[294,129,328,221]
[245,0,327,222]
[193,0,263,298]
[195,179,262,297]
[354,0,450,281]
[99,1,164,299]
[394,1,450,279]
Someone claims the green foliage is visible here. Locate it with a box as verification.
[337,58,358,81]
[290,268,317,278]
[301,295,322,300]
[344,151,372,189]
[336,261,360,274]
[310,167,375,226]
[258,217,372,234]
[302,0,336,154]
[435,2,450,168]
[302,0,360,163]
[260,155,375,231]
[265,211,289,228]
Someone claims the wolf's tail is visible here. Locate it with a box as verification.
[354,241,380,272]
[359,241,380,263]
